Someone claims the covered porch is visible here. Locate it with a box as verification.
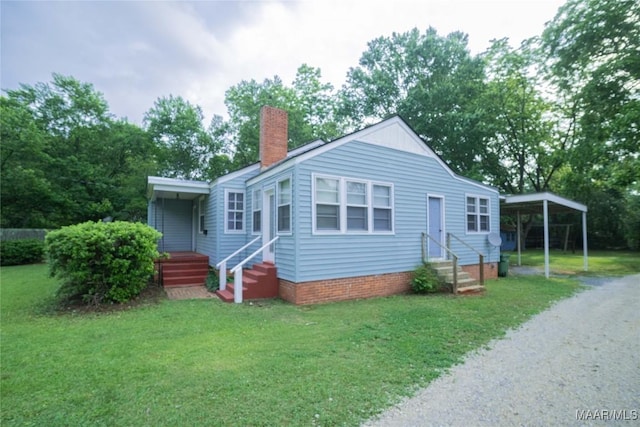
[147,176,210,253]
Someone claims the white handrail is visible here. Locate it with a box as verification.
[230,236,279,274]
[230,236,279,303]
[216,235,261,291]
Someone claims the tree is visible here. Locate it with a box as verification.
[339,27,488,174]
[224,65,345,168]
[542,0,640,248]
[477,38,572,194]
[143,95,213,180]
[0,96,52,227]
[2,74,158,227]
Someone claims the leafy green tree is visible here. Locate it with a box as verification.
[224,65,344,168]
[144,95,213,180]
[2,74,158,227]
[339,27,487,174]
[205,114,234,180]
[542,0,640,248]
[477,38,571,194]
[0,96,52,227]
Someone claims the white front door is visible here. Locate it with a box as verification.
[262,189,275,262]
[427,195,445,259]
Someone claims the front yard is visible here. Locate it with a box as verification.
[0,257,615,426]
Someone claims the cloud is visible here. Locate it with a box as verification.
[1,0,565,125]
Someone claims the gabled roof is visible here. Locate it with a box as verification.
[247,115,498,194]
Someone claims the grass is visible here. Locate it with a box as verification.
[512,249,640,276]
[4,253,636,426]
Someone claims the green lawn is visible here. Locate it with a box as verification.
[511,249,640,276]
[4,256,630,426]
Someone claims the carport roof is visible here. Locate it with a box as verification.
[501,192,587,215]
[499,192,588,278]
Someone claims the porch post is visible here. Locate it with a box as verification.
[219,261,227,291]
[582,211,588,272]
[234,268,243,303]
[543,199,550,279]
[516,210,522,266]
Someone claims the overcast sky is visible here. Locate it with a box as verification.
[1,0,565,125]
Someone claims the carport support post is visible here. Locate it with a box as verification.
[543,199,550,279]
[516,210,522,266]
[582,211,588,272]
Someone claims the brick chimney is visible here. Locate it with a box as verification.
[260,106,288,170]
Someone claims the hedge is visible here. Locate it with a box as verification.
[45,221,162,305]
[0,239,45,266]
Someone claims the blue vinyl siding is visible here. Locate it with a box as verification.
[152,198,193,252]
[195,194,215,265]
[247,167,297,281]
[212,168,261,267]
[291,140,499,282]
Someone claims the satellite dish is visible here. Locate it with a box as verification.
[488,232,502,247]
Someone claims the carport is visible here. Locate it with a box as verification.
[501,192,588,278]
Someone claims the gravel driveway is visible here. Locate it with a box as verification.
[363,274,640,427]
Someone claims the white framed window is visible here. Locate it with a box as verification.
[225,190,245,233]
[466,195,490,233]
[252,189,262,234]
[373,184,393,232]
[346,180,368,231]
[198,197,206,234]
[277,178,291,233]
[313,174,394,234]
[315,176,340,231]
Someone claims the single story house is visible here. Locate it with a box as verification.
[147,106,501,304]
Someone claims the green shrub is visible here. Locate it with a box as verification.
[411,263,444,294]
[45,221,162,305]
[0,239,45,266]
[205,269,219,292]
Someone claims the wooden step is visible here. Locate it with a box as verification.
[163,275,208,287]
[215,289,234,302]
[456,284,485,294]
[217,263,278,302]
[215,282,248,302]
[159,253,209,288]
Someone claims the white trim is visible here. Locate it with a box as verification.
[212,164,260,186]
[198,196,206,234]
[147,176,210,199]
[276,176,293,235]
[465,193,491,234]
[251,188,262,235]
[312,173,395,235]
[426,194,446,260]
[504,192,587,212]
[224,189,246,234]
[262,187,275,262]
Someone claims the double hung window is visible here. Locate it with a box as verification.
[313,174,393,234]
